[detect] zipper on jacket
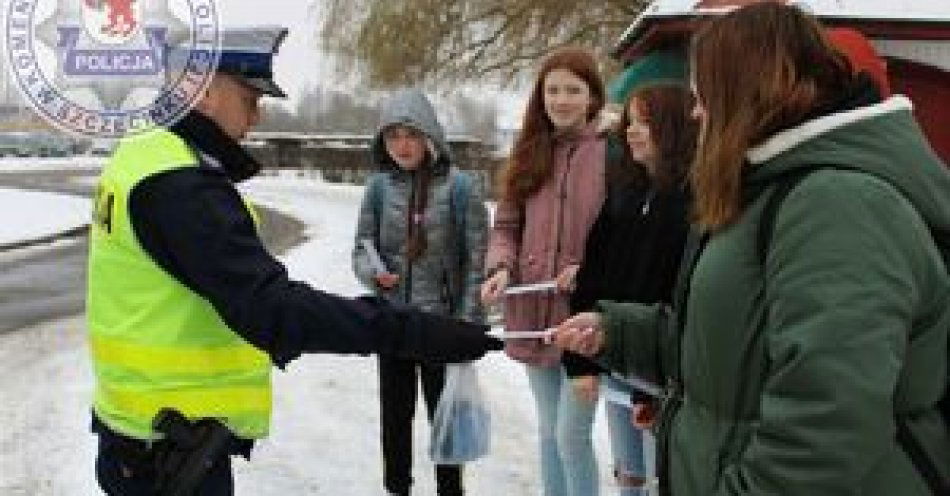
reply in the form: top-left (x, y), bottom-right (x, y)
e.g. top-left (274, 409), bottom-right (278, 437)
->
top-left (545, 144), bottom-right (578, 325)
top-left (441, 269), bottom-right (453, 313)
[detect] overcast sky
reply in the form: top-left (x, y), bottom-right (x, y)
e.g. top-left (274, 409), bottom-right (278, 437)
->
top-left (219, 0), bottom-right (328, 105)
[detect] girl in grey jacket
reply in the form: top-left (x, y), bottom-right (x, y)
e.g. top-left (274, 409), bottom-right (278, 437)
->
top-left (352, 89), bottom-right (488, 496)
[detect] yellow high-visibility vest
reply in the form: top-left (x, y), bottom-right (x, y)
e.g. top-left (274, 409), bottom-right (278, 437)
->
top-left (87, 128), bottom-right (271, 441)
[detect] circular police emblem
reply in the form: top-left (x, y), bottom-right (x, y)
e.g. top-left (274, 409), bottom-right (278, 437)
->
top-left (5, 0), bottom-right (220, 138)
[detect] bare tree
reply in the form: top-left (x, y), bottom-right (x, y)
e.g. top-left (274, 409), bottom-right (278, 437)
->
top-left (317, 0), bottom-right (649, 88)
top-left (257, 85), bottom-right (382, 133)
top-left (257, 103), bottom-right (301, 131)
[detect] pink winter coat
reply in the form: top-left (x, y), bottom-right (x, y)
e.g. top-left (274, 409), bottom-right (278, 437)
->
top-left (485, 123), bottom-right (606, 366)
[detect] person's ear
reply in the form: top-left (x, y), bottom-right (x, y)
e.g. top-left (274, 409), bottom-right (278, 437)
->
top-left (195, 76), bottom-right (223, 114)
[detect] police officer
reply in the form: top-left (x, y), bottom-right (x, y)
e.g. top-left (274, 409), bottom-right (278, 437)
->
top-left (87, 26), bottom-right (500, 495)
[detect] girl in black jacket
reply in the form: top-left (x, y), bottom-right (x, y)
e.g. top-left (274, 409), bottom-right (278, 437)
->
top-left (565, 83), bottom-right (696, 494)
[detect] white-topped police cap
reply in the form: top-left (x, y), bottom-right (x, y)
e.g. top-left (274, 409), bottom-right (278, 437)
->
top-left (216, 26), bottom-right (289, 98)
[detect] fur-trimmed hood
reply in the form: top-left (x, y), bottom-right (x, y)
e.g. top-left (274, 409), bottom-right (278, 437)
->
top-left (746, 95), bottom-right (950, 247)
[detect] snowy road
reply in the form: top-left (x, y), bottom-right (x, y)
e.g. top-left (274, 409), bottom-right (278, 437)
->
top-left (0, 239), bottom-right (87, 334)
top-left (0, 173), bottom-right (617, 495)
top-left (0, 173), bottom-right (92, 334)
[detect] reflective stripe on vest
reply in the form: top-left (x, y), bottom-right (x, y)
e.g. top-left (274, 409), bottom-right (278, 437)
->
top-left (88, 128), bottom-right (272, 441)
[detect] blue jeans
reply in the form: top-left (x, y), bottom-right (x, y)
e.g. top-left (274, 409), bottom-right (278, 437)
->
top-left (526, 365), bottom-right (599, 496)
top-left (604, 375), bottom-right (649, 496)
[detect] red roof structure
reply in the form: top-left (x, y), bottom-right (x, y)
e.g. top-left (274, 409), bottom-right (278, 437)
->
top-left (613, 0), bottom-right (950, 164)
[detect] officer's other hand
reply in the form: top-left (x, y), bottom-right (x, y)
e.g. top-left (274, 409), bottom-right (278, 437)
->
top-left (374, 272), bottom-right (400, 290)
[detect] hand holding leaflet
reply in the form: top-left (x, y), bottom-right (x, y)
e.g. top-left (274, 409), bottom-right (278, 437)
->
top-left (360, 238), bottom-right (388, 275)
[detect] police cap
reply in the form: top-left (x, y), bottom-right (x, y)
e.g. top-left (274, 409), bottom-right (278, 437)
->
top-left (216, 26), bottom-right (289, 98)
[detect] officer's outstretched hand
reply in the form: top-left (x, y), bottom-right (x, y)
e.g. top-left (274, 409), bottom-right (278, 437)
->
top-left (358, 296), bottom-right (502, 362)
top-left (407, 310), bottom-right (503, 363)
top-left (379, 305), bottom-right (502, 363)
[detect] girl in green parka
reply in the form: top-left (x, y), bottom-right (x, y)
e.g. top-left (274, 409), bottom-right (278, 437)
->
top-left (552, 3), bottom-right (950, 495)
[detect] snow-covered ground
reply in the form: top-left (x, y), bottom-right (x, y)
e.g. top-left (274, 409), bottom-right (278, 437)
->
top-left (0, 170), bottom-right (640, 495)
top-left (0, 157), bottom-right (105, 173)
top-left (237, 174), bottom-right (619, 494)
top-left (0, 188), bottom-right (90, 246)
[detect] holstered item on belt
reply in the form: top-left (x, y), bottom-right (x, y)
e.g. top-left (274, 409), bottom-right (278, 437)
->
top-left (151, 408), bottom-right (234, 496)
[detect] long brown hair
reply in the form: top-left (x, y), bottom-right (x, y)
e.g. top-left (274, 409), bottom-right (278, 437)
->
top-left (618, 84), bottom-right (697, 192)
top-left (690, 2), bottom-right (855, 229)
top-left (501, 47), bottom-right (605, 202)
top-left (405, 159), bottom-right (432, 262)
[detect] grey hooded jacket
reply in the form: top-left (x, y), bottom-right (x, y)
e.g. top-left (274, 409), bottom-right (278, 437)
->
top-left (352, 89), bottom-right (488, 322)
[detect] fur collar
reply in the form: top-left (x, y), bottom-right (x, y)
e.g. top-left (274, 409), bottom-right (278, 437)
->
top-left (747, 95), bottom-right (914, 164)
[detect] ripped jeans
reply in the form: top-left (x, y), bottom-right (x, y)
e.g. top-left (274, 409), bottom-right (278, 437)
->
top-left (604, 375), bottom-right (653, 496)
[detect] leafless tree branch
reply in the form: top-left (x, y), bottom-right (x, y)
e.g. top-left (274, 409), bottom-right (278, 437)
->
top-left (318, 0), bottom-right (647, 88)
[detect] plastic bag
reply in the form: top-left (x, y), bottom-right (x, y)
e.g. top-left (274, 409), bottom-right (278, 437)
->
top-left (429, 363), bottom-right (491, 464)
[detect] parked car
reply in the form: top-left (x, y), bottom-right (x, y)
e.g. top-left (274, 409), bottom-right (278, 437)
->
top-left (0, 132), bottom-right (27, 157)
top-left (0, 131), bottom-right (76, 157)
top-left (87, 139), bottom-right (116, 157)
top-left (35, 132), bottom-right (74, 157)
